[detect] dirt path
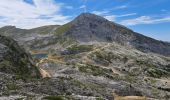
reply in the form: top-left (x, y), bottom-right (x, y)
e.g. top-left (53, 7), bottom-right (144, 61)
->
top-left (113, 93), bottom-right (157, 100)
top-left (36, 58), bottom-right (52, 78)
top-left (36, 55), bottom-right (67, 78)
top-left (39, 68), bottom-right (51, 78)
top-left (48, 55), bottom-right (66, 64)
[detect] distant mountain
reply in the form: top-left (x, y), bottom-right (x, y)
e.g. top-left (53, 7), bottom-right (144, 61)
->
top-left (0, 25), bottom-right (60, 50)
top-left (1, 13), bottom-right (169, 56)
top-left (0, 25), bottom-right (60, 37)
top-left (58, 13), bottom-right (170, 56)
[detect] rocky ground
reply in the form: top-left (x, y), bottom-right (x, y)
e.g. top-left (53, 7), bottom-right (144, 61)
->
top-left (33, 42), bottom-right (170, 100)
top-left (0, 13), bottom-right (170, 100)
top-left (2, 41), bottom-right (170, 100)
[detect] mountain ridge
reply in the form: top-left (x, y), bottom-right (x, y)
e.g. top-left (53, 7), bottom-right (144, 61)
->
top-left (62, 13), bottom-right (170, 56)
top-left (0, 13), bottom-right (170, 56)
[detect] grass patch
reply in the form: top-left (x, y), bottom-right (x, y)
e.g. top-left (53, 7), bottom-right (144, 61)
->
top-left (136, 60), bottom-right (153, 67)
top-left (0, 61), bottom-right (13, 72)
top-left (58, 37), bottom-right (77, 47)
top-left (92, 51), bottom-right (122, 66)
top-left (76, 63), bottom-right (114, 79)
top-left (96, 97), bottom-right (104, 100)
top-left (15, 98), bottom-right (24, 100)
top-left (63, 44), bottom-right (93, 55)
top-left (43, 95), bottom-right (76, 100)
top-left (147, 68), bottom-right (168, 78)
top-left (6, 83), bottom-right (18, 90)
top-left (94, 51), bottom-right (114, 63)
top-left (55, 23), bottom-right (72, 35)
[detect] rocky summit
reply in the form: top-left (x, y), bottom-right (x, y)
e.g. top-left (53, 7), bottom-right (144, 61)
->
top-left (0, 13), bottom-right (170, 100)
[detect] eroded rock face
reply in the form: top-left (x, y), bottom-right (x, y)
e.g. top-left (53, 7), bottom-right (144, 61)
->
top-left (0, 35), bottom-right (40, 78)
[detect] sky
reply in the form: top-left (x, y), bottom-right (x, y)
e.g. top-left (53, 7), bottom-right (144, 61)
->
top-left (0, 0), bottom-right (170, 41)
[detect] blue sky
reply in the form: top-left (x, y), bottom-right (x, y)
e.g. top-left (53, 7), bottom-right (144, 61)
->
top-left (0, 0), bottom-right (170, 41)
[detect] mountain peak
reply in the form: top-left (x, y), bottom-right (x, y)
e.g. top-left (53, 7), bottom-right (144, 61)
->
top-left (73, 13), bottom-right (108, 23)
top-left (72, 13), bottom-right (129, 31)
top-left (78, 13), bottom-right (99, 17)
top-left (78, 13), bottom-right (101, 18)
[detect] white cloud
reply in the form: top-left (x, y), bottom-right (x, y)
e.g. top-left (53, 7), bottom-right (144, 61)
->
top-left (80, 4), bottom-right (87, 12)
top-left (92, 10), bottom-right (136, 21)
top-left (161, 9), bottom-right (167, 12)
top-left (92, 11), bottom-right (109, 15)
top-left (104, 13), bottom-right (136, 21)
top-left (114, 5), bottom-right (128, 10)
top-left (0, 0), bottom-right (71, 29)
top-left (65, 6), bottom-right (73, 9)
top-left (117, 13), bottom-right (137, 17)
top-left (104, 15), bottom-right (116, 21)
top-left (80, 5), bottom-right (86, 9)
top-left (120, 16), bottom-right (170, 26)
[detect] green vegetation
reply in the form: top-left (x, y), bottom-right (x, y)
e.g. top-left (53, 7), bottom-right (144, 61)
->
top-left (135, 60), bottom-right (170, 78)
top-left (0, 58), bottom-right (40, 79)
top-left (31, 25), bottom-right (59, 35)
top-left (164, 64), bottom-right (170, 72)
top-left (150, 79), bottom-right (157, 84)
top-left (76, 63), bottom-right (114, 79)
top-left (94, 51), bottom-right (114, 63)
top-left (123, 75), bottom-right (136, 83)
top-left (0, 36), bottom-right (41, 79)
top-left (92, 51), bottom-right (121, 66)
top-left (15, 98), bottom-right (24, 100)
top-left (6, 83), bottom-right (18, 90)
top-left (96, 97), bottom-right (104, 100)
top-left (66, 44), bottom-right (93, 54)
top-left (0, 59), bottom-right (31, 78)
top-left (119, 27), bottom-right (130, 34)
top-left (55, 23), bottom-right (72, 35)
top-left (165, 95), bottom-right (170, 100)
top-left (43, 95), bottom-right (75, 100)
top-left (58, 37), bottom-right (77, 47)
top-left (151, 88), bottom-right (159, 96)
top-left (136, 60), bottom-right (153, 67)
top-left (43, 96), bottom-right (64, 100)
top-left (0, 61), bottom-right (12, 72)
top-left (58, 76), bottom-right (86, 89)
top-left (147, 68), bottom-right (168, 78)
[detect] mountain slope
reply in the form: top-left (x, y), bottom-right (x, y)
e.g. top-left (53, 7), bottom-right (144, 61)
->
top-left (0, 13), bottom-right (170, 56)
top-left (36, 42), bottom-right (170, 99)
top-left (58, 13), bottom-right (170, 56)
top-left (0, 13), bottom-right (170, 100)
top-left (0, 25), bottom-right (60, 50)
top-left (0, 35), bottom-right (40, 78)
